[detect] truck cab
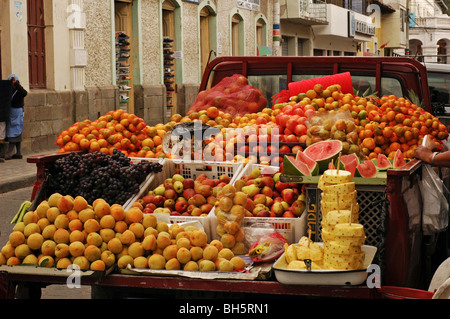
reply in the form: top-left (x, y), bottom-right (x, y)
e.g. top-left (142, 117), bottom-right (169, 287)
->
top-left (200, 56), bottom-right (432, 112)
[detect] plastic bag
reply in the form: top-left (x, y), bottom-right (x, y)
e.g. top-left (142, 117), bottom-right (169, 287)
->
top-left (418, 164), bottom-right (449, 235)
top-left (188, 74), bottom-right (267, 116)
top-left (248, 231), bottom-right (287, 263)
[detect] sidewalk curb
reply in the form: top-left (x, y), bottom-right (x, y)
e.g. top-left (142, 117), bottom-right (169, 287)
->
top-left (0, 174), bottom-right (36, 194)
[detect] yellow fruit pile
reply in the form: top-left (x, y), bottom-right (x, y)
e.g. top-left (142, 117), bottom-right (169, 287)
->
top-left (0, 193), bottom-right (246, 272)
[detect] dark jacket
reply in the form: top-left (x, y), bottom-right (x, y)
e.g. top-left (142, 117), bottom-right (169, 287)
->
top-left (0, 80), bottom-right (12, 122)
top-left (11, 81), bottom-right (27, 108)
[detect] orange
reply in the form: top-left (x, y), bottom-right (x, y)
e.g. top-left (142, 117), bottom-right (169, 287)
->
top-left (375, 135), bottom-right (385, 146)
top-left (153, 135), bottom-right (162, 146)
top-left (395, 113), bottom-right (405, 123)
top-left (389, 142), bottom-right (401, 152)
top-left (368, 152), bottom-right (378, 160)
top-left (404, 130), bottom-right (413, 141)
top-left (386, 111), bottom-right (396, 122)
top-left (98, 139), bottom-right (108, 148)
top-left (89, 141), bottom-right (100, 152)
top-left (306, 89), bottom-right (317, 99)
top-left (382, 127), bottom-right (393, 138)
top-left (362, 138), bottom-right (376, 150)
top-left (401, 143), bottom-right (410, 153)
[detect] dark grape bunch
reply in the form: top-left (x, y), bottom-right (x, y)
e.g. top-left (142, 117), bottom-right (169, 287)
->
top-left (48, 149), bottom-right (163, 205)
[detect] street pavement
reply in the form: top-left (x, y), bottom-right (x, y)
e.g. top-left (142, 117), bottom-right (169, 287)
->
top-left (0, 149), bottom-right (91, 299)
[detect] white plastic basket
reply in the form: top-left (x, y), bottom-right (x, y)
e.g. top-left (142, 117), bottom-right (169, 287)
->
top-left (169, 159), bottom-right (244, 184)
top-left (123, 159), bottom-right (244, 240)
top-left (232, 162), bottom-right (280, 182)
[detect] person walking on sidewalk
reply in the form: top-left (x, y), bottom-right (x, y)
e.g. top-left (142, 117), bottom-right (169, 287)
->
top-left (0, 79), bottom-right (12, 163)
top-left (5, 74), bottom-right (27, 160)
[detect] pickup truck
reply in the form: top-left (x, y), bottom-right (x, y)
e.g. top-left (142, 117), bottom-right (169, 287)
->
top-left (200, 56), bottom-right (447, 289)
top-left (1, 56), bottom-right (447, 299)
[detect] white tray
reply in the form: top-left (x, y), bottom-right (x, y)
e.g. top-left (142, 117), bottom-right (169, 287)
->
top-left (272, 244), bottom-right (377, 286)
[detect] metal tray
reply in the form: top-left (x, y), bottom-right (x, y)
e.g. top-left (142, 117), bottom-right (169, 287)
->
top-left (272, 244), bottom-right (377, 286)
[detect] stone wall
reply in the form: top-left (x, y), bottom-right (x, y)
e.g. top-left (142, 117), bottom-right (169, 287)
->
top-left (21, 85), bottom-right (117, 155)
top-left (23, 90), bottom-right (74, 154)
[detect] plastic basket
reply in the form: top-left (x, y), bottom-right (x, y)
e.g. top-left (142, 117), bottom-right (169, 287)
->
top-left (379, 286), bottom-right (434, 299)
top-left (170, 159), bottom-right (244, 184)
top-left (232, 162), bottom-right (280, 182)
top-left (123, 159), bottom-right (244, 240)
top-left (210, 213), bottom-right (306, 244)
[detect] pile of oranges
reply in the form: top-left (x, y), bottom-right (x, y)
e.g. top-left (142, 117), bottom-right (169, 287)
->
top-left (357, 95), bottom-right (448, 159)
top-left (56, 109), bottom-right (169, 159)
top-left (285, 83), bottom-right (448, 160)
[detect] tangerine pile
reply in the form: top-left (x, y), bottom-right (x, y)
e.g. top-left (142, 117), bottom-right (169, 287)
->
top-left (288, 85), bottom-right (448, 160)
top-left (357, 95), bottom-right (448, 159)
top-left (56, 109), bottom-right (169, 159)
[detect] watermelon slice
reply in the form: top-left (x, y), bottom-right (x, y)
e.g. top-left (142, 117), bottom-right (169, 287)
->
top-left (375, 153), bottom-right (392, 170)
top-left (303, 140), bottom-right (343, 173)
top-left (336, 153), bottom-right (360, 177)
top-left (295, 150), bottom-right (319, 175)
top-left (393, 149), bottom-right (406, 168)
top-left (283, 155), bottom-right (312, 176)
top-left (355, 160), bottom-right (377, 178)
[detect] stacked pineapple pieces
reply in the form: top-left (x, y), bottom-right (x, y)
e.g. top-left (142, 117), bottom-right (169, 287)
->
top-left (318, 169), bottom-right (366, 270)
top-left (284, 234), bottom-right (324, 270)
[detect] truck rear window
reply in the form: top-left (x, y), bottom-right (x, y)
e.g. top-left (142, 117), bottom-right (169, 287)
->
top-left (247, 73), bottom-right (404, 105)
top-left (427, 71), bottom-right (450, 105)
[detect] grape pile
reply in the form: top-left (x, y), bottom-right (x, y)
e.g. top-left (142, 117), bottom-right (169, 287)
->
top-left (47, 150), bottom-right (163, 205)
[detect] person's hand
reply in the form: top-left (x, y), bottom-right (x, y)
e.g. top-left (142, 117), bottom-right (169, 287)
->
top-left (414, 145), bottom-right (433, 164)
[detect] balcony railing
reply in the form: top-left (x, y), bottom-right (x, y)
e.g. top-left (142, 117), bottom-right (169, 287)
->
top-left (282, 0), bottom-right (328, 25)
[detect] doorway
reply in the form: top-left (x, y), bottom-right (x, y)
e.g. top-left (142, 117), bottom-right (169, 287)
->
top-left (115, 0), bottom-right (134, 113)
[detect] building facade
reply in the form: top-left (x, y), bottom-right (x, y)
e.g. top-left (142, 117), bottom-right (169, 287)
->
top-left (0, 0), bottom-right (274, 154)
top-left (1, 0), bottom-right (411, 155)
top-left (408, 0), bottom-right (449, 63)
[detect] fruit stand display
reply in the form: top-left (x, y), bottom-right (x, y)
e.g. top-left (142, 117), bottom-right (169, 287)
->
top-left (1, 56), bottom-right (449, 299)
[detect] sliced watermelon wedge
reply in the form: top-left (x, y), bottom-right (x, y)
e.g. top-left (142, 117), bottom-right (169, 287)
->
top-left (295, 150), bottom-right (319, 175)
top-left (355, 159), bottom-right (377, 178)
top-left (375, 153), bottom-right (392, 170)
top-left (393, 149), bottom-right (406, 168)
top-left (303, 140), bottom-right (343, 173)
top-left (283, 155), bottom-right (312, 176)
top-left (336, 153), bottom-right (360, 177)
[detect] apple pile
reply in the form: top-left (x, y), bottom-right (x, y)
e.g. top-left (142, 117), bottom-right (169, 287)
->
top-left (235, 167), bottom-right (306, 218)
top-left (135, 173), bottom-right (232, 217)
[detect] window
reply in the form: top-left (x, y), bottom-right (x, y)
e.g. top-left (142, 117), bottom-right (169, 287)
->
top-left (428, 71), bottom-right (450, 105)
top-left (231, 14), bottom-right (243, 56)
top-left (200, 6), bottom-right (216, 75)
top-left (256, 18), bottom-right (266, 47)
top-left (248, 74), bottom-right (287, 105)
top-left (27, 0), bottom-right (46, 89)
